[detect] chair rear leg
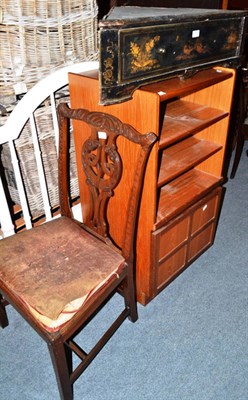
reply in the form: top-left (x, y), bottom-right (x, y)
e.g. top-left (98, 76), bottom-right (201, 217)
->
top-left (0, 293), bottom-right (9, 328)
top-left (123, 274), bottom-right (138, 323)
top-left (48, 339), bottom-right (73, 400)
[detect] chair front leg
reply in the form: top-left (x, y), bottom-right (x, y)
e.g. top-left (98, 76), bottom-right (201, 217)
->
top-left (0, 293), bottom-right (9, 328)
top-left (48, 338), bottom-right (73, 400)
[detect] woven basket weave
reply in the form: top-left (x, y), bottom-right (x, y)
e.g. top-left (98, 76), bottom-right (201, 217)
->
top-left (0, 0), bottom-right (98, 105)
top-left (0, 0), bottom-right (98, 216)
top-left (1, 91), bottom-right (79, 216)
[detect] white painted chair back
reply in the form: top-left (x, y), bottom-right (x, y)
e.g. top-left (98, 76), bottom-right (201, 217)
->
top-left (0, 61), bottom-right (99, 238)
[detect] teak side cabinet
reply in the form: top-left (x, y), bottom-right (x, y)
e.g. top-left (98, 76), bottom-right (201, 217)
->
top-left (69, 67), bottom-right (235, 305)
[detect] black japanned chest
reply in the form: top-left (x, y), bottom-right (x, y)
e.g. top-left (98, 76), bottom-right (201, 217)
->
top-left (99, 7), bottom-right (248, 104)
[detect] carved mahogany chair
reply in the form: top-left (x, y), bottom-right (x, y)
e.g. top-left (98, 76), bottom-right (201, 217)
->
top-left (0, 104), bottom-right (156, 399)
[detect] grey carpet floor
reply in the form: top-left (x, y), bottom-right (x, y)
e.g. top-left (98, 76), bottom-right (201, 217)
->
top-left (1, 142), bottom-right (247, 400)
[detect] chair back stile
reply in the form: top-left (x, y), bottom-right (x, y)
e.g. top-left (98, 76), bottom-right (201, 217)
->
top-left (57, 105), bottom-right (72, 220)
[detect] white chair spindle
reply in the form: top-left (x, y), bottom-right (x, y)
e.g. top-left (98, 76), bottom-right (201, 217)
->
top-left (50, 92), bottom-right (59, 154)
top-left (29, 112), bottom-right (52, 222)
top-left (8, 141), bottom-right (32, 230)
top-left (0, 175), bottom-right (15, 238)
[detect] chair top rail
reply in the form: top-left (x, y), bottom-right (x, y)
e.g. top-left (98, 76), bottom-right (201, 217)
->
top-left (0, 61), bottom-right (99, 145)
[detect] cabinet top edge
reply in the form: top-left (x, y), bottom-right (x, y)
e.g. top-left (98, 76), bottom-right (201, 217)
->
top-left (139, 68), bottom-right (234, 101)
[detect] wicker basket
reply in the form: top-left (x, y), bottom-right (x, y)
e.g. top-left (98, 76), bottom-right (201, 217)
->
top-left (0, 91), bottom-right (79, 216)
top-left (0, 0), bottom-right (98, 105)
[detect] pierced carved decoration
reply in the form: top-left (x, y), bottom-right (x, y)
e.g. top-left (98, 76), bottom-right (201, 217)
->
top-left (82, 128), bottom-right (121, 237)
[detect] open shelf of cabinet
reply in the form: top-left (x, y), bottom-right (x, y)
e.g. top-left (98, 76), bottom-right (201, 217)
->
top-left (69, 66), bottom-right (235, 305)
top-left (158, 136), bottom-right (222, 185)
top-left (160, 99), bottom-right (228, 147)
